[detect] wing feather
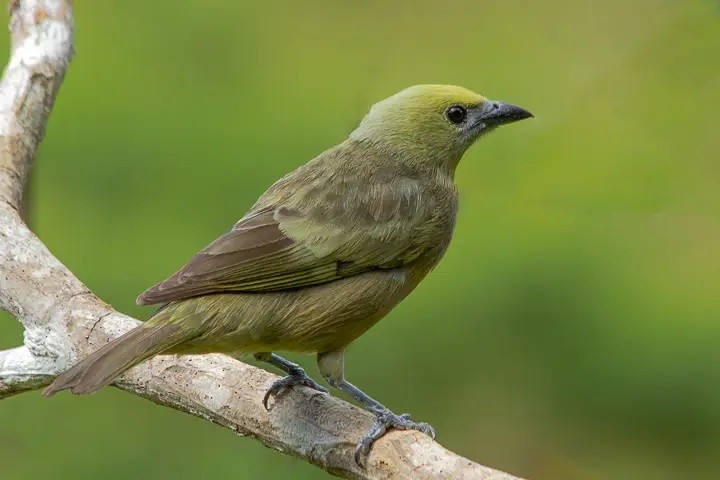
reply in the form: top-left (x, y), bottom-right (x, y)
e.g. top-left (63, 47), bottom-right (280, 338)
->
top-left (137, 154), bottom-right (431, 306)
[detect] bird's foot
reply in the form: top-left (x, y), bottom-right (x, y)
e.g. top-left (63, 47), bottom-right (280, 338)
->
top-left (262, 370), bottom-right (328, 409)
top-left (354, 409), bottom-right (436, 466)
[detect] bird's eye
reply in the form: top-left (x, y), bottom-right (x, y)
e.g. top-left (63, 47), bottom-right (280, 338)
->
top-left (445, 105), bottom-right (467, 125)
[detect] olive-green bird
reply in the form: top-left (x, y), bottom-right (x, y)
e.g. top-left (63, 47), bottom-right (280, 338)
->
top-left (43, 84), bottom-right (532, 462)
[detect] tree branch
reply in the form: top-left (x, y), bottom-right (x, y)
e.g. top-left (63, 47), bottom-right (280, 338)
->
top-left (0, 2), bottom-right (523, 479)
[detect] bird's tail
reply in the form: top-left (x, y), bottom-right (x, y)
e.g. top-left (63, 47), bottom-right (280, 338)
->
top-left (43, 317), bottom-right (196, 397)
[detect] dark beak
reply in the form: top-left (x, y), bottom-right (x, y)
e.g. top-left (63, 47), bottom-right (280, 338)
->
top-left (477, 100), bottom-right (533, 127)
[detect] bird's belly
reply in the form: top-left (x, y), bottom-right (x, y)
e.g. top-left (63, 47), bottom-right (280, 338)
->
top-left (172, 267), bottom-right (414, 355)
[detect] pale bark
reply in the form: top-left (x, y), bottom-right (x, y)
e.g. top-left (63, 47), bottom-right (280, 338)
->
top-left (0, 2), bottom-right (523, 479)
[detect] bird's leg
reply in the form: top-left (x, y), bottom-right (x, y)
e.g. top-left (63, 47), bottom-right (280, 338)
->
top-left (254, 352), bottom-right (328, 409)
top-left (317, 349), bottom-right (436, 466)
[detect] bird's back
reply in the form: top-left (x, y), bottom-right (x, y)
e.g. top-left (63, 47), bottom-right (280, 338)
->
top-left (251, 138), bottom-right (460, 273)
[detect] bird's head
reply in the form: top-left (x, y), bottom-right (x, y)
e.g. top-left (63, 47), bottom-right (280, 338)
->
top-left (350, 84), bottom-right (532, 171)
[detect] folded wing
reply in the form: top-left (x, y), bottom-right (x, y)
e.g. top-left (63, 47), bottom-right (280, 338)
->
top-left (137, 173), bottom-right (426, 306)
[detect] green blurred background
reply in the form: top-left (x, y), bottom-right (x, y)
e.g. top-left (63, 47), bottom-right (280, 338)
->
top-left (1, 0), bottom-right (719, 479)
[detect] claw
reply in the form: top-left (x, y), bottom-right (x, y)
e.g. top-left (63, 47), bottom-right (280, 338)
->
top-left (262, 373), bottom-right (328, 409)
top-left (354, 410), bottom-right (435, 466)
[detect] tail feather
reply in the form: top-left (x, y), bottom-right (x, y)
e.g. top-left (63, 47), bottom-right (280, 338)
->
top-left (43, 321), bottom-right (194, 397)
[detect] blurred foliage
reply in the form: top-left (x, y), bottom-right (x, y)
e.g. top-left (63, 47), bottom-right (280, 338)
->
top-left (1, 0), bottom-right (719, 479)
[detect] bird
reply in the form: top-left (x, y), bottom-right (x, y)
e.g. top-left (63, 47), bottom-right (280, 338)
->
top-left (43, 84), bottom-right (533, 464)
